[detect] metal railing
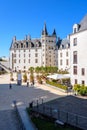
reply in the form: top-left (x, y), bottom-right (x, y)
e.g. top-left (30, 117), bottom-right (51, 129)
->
top-left (30, 98), bottom-right (87, 130)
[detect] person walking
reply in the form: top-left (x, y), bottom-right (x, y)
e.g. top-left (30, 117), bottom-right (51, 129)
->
top-left (9, 83), bottom-right (12, 89)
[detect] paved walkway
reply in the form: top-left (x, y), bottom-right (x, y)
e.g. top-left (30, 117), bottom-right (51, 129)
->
top-left (0, 109), bottom-right (22, 130)
top-left (0, 73), bottom-right (65, 130)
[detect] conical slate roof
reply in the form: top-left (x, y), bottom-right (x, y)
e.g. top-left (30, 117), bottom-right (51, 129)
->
top-left (42, 23), bottom-right (48, 35)
top-left (52, 29), bottom-right (56, 36)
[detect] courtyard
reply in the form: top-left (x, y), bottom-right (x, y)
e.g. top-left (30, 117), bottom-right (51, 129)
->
top-left (0, 73), bottom-right (63, 130)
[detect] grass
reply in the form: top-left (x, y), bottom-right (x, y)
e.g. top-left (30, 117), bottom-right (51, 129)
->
top-left (26, 108), bottom-right (77, 130)
top-left (31, 116), bottom-right (76, 130)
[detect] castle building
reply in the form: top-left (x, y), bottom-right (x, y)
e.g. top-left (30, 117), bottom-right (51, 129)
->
top-left (10, 23), bottom-right (58, 71)
top-left (70, 14), bottom-right (87, 85)
top-left (10, 14), bottom-right (87, 86)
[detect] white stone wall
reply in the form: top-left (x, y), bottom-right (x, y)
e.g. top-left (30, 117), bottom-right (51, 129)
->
top-left (70, 30), bottom-right (87, 85)
top-left (10, 48), bottom-right (42, 71)
top-left (58, 48), bottom-right (70, 72)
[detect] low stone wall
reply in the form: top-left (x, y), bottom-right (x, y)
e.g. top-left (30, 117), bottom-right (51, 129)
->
top-left (15, 105), bottom-right (36, 130)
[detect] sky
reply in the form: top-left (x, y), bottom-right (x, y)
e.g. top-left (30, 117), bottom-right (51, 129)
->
top-left (0, 0), bottom-right (87, 57)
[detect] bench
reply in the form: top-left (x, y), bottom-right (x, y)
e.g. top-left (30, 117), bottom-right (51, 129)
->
top-left (55, 119), bottom-right (64, 126)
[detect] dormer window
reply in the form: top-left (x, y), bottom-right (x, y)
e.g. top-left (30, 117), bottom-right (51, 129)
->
top-left (74, 28), bottom-right (76, 33)
top-left (73, 24), bottom-right (80, 33)
top-left (66, 43), bottom-right (69, 48)
top-left (21, 43), bottom-right (23, 48)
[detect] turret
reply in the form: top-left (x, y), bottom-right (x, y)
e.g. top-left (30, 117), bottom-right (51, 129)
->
top-left (12, 36), bottom-right (16, 43)
top-left (42, 23), bottom-right (48, 36)
top-left (52, 29), bottom-right (56, 36)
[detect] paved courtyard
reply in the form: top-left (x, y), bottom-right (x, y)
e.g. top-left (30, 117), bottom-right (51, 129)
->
top-left (0, 73), bottom-right (64, 130)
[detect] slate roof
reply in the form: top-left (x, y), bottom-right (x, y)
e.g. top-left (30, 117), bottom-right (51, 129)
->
top-left (79, 14), bottom-right (87, 31)
top-left (58, 38), bottom-right (70, 49)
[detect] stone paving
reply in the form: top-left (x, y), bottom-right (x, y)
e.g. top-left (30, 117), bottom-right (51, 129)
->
top-left (0, 109), bottom-right (22, 130)
top-left (1, 73), bottom-right (87, 130)
top-left (0, 73), bottom-right (63, 130)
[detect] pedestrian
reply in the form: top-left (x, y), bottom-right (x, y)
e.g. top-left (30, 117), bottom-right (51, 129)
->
top-left (33, 81), bottom-right (34, 86)
top-left (27, 81), bottom-right (29, 87)
top-left (9, 83), bottom-right (12, 89)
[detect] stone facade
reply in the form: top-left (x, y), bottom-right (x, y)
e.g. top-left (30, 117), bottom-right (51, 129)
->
top-left (10, 23), bottom-right (58, 71)
top-left (70, 14), bottom-right (87, 85)
top-left (58, 37), bottom-right (70, 72)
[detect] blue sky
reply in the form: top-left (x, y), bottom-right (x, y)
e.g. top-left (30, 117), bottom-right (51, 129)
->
top-left (0, 0), bottom-right (87, 57)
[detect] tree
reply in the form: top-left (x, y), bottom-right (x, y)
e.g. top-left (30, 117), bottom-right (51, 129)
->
top-left (29, 67), bottom-right (34, 74)
top-left (30, 74), bottom-right (34, 83)
top-left (23, 73), bottom-right (27, 82)
top-left (35, 66), bottom-right (41, 75)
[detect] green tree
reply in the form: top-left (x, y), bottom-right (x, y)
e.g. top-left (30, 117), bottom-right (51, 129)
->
top-left (30, 74), bottom-right (34, 83)
top-left (23, 73), bottom-right (27, 82)
top-left (29, 67), bottom-right (34, 74)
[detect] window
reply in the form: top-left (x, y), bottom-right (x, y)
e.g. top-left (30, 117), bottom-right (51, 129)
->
top-left (60, 59), bottom-right (62, 65)
top-left (19, 60), bottom-right (20, 63)
top-left (81, 68), bottom-right (85, 76)
top-left (24, 66), bottom-right (26, 69)
top-left (29, 59), bottom-right (30, 63)
top-left (60, 52), bottom-right (62, 57)
top-left (66, 59), bottom-right (69, 65)
top-left (35, 49), bottom-right (37, 52)
top-left (75, 79), bottom-right (77, 84)
top-left (24, 59), bottom-right (26, 63)
top-left (19, 54), bottom-right (20, 57)
top-left (35, 53), bottom-right (38, 57)
top-left (66, 51), bottom-right (68, 57)
top-left (29, 54), bottom-right (30, 57)
top-left (73, 51), bottom-right (77, 64)
top-left (74, 28), bottom-right (76, 33)
top-left (24, 54), bottom-right (25, 57)
top-left (82, 80), bottom-right (85, 85)
top-left (73, 38), bottom-right (77, 46)
top-left (14, 54), bottom-right (16, 57)
top-left (35, 59), bottom-right (38, 63)
top-left (17, 44), bottom-right (18, 48)
top-left (21, 43), bottom-right (23, 48)
top-left (14, 59), bottom-right (16, 63)
top-left (26, 42), bottom-right (28, 48)
top-left (73, 66), bottom-right (77, 75)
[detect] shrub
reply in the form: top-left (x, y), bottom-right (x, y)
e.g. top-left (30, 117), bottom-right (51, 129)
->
top-left (30, 74), bottom-right (34, 83)
top-left (73, 84), bottom-right (87, 96)
top-left (36, 75), bottom-right (42, 84)
top-left (23, 73), bottom-right (27, 82)
top-left (46, 80), bottom-right (67, 90)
